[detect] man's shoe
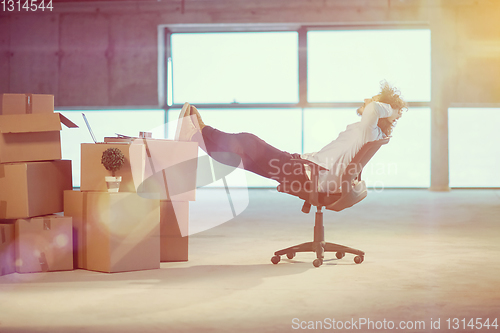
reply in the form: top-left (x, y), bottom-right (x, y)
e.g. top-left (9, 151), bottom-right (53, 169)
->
top-left (174, 102), bottom-right (201, 141)
top-left (190, 105), bottom-right (206, 130)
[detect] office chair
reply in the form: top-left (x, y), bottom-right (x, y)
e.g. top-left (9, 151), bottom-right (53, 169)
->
top-left (271, 138), bottom-right (390, 267)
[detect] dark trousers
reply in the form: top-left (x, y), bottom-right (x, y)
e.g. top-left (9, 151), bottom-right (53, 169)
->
top-left (196, 126), bottom-right (308, 187)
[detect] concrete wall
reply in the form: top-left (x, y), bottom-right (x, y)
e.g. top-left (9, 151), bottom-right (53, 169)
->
top-left (0, 10), bottom-right (159, 106)
top-left (428, 1), bottom-right (500, 190)
top-left (1, 0), bottom-right (499, 107)
top-left (1, 0), bottom-right (499, 190)
top-left (454, 3), bottom-right (500, 104)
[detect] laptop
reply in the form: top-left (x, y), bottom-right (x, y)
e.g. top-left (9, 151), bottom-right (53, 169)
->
top-left (82, 113), bottom-right (133, 143)
top-left (82, 113), bottom-right (98, 143)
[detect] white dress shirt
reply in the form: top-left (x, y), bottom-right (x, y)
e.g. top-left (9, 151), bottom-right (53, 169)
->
top-left (301, 101), bottom-right (394, 193)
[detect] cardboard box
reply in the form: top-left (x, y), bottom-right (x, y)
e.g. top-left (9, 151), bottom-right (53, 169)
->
top-left (0, 223), bottom-right (15, 276)
top-left (80, 142), bottom-right (145, 193)
top-left (15, 215), bottom-right (73, 273)
top-left (81, 139), bottom-right (197, 201)
top-left (0, 93), bottom-right (54, 115)
top-left (0, 113), bottom-right (78, 163)
top-left (160, 200), bottom-right (189, 262)
top-left (0, 160), bottom-right (73, 219)
top-left (64, 191), bottom-right (160, 273)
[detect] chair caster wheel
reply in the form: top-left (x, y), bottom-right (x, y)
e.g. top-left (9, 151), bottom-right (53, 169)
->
top-left (271, 255), bottom-right (281, 264)
top-left (286, 252), bottom-right (295, 260)
top-left (313, 258), bottom-right (323, 267)
top-left (354, 255), bottom-right (364, 264)
top-left (336, 251), bottom-right (345, 259)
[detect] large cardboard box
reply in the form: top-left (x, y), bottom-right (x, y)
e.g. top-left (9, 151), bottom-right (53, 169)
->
top-left (0, 223), bottom-right (15, 276)
top-left (15, 215), bottom-right (73, 273)
top-left (81, 139), bottom-right (197, 201)
top-left (64, 191), bottom-right (160, 273)
top-left (0, 160), bottom-right (73, 219)
top-left (0, 112), bottom-right (78, 163)
top-left (0, 93), bottom-right (54, 115)
top-left (160, 200), bottom-right (189, 262)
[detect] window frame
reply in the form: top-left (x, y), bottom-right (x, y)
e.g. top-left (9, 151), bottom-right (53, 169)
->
top-left (160, 24), bottom-right (433, 188)
top-left (162, 24), bottom-right (431, 111)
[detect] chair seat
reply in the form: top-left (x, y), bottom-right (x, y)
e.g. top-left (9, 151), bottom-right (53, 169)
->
top-left (317, 191), bottom-right (342, 206)
top-left (277, 183), bottom-right (342, 207)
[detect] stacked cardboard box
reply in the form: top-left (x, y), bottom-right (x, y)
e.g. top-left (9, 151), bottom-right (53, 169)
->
top-left (0, 93), bottom-right (76, 275)
top-left (64, 137), bottom-right (197, 273)
top-left (64, 191), bottom-right (162, 273)
top-left (0, 223), bottom-right (15, 276)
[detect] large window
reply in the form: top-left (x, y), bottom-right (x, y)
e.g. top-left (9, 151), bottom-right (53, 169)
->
top-left (307, 29), bottom-right (431, 103)
top-left (449, 107), bottom-right (500, 187)
top-left (166, 27), bottom-right (431, 188)
top-left (170, 32), bottom-right (298, 105)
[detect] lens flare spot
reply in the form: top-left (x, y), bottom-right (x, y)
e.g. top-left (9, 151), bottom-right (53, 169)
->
top-left (15, 258), bottom-right (23, 267)
top-left (54, 234), bottom-right (69, 248)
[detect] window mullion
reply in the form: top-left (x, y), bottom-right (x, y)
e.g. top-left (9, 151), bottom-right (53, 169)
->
top-left (298, 27), bottom-right (307, 108)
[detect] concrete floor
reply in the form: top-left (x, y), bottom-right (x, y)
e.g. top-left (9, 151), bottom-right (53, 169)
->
top-left (1, 189), bottom-right (499, 333)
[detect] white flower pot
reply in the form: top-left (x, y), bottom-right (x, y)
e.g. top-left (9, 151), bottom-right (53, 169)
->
top-left (105, 176), bottom-right (122, 193)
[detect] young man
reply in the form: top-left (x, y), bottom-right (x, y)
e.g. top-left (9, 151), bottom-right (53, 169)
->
top-left (175, 81), bottom-right (407, 193)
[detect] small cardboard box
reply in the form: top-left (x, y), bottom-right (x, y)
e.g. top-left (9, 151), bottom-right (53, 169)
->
top-left (15, 215), bottom-right (73, 273)
top-left (0, 160), bottom-right (73, 219)
top-left (81, 139), bottom-right (197, 201)
top-left (80, 142), bottom-right (145, 193)
top-left (64, 191), bottom-right (160, 273)
top-left (0, 113), bottom-right (78, 163)
top-left (0, 223), bottom-right (15, 276)
top-left (160, 200), bottom-right (189, 262)
top-left (0, 93), bottom-right (54, 115)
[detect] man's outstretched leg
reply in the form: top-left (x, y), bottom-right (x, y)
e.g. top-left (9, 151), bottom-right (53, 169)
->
top-left (175, 103), bottom-right (306, 184)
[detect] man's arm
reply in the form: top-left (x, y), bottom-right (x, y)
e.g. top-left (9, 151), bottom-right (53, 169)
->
top-left (360, 101), bottom-right (393, 129)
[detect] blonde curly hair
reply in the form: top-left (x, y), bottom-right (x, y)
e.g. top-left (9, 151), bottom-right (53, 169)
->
top-left (358, 81), bottom-right (408, 136)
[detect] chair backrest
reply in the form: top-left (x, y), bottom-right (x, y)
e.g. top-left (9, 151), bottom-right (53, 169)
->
top-left (277, 138), bottom-right (390, 213)
top-left (324, 137), bottom-right (390, 212)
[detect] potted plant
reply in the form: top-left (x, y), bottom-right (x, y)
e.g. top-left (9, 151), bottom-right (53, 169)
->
top-left (101, 147), bottom-right (125, 192)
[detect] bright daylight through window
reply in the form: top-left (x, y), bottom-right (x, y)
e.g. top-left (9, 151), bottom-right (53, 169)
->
top-left (167, 29), bottom-right (431, 188)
